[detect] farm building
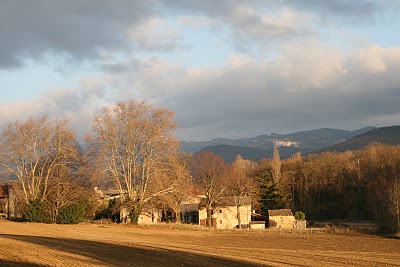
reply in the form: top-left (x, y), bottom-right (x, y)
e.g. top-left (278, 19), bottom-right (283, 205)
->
top-left (181, 196), bottom-right (252, 229)
top-left (0, 184), bottom-right (7, 218)
top-left (268, 209), bottom-right (302, 229)
top-left (181, 196), bottom-right (203, 224)
top-left (0, 182), bottom-right (17, 219)
top-left (249, 221), bottom-right (266, 229)
top-left (94, 187), bottom-right (162, 224)
top-left (119, 206), bottom-right (161, 225)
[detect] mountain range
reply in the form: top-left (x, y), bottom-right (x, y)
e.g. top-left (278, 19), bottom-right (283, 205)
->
top-left (179, 126), bottom-right (400, 162)
top-left (318, 125), bottom-right (400, 153)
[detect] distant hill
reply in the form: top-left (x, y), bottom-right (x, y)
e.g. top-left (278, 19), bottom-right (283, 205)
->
top-left (198, 144), bottom-right (316, 163)
top-left (198, 145), bottom-right (270, 163)
top-left (317, 126), bottom-right (400, 153)
top-left (181, 127), bottom-right (376, 154)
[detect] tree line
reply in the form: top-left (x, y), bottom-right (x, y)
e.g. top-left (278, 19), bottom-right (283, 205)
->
top-left (0, 100), bottom-right (399, 234)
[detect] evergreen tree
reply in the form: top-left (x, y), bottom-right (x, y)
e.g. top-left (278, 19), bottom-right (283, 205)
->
top-left (258, 170), bottom-right (286, 217)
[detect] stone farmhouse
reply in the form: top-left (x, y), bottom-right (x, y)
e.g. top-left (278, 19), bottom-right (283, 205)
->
top-left (181, 196), bottom-right (252, 229)
top-left (95, 187), bottom-right (161, 225)
top-left (268, 209), bottom-right (306, 229)
top-left (119, 205), bottom-right (161, 225)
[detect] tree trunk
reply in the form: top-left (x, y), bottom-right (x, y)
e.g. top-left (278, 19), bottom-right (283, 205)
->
top-left (130, 204), bottom-right (142, 225)
top-left (176, 208), bottom-right (181, 223)
top-left (206, 207), bottom-right (213, 227)
top-left (237, 204), bottom-right (241, 229)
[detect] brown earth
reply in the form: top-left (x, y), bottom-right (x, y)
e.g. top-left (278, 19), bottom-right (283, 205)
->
top-left (0, 219), bottom-right (399, 267)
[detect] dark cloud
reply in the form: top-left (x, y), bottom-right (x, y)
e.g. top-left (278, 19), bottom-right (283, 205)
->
top-left (167, 0), bottom-right (314, 47)
top-left (1, 0), bottom-right (397, 69)
top-left (280, 0), bottom-right (400, 24)
top-left (0, 0), bottom-right (161, 68)
top-left (283, 0), bottom-right (377, 16)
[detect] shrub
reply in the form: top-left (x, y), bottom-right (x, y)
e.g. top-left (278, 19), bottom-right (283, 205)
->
top-left (24, 199), bottom-right (51, 223)
top-left (295, 211), bottom-right (306, 221)
top-left (57, 201), bottom-right (88, 224)
top-left (94, 198), bottom-right (120, 222)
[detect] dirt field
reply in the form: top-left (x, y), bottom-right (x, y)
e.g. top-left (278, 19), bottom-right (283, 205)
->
top-left (0, 219), bottom-right (399, 267)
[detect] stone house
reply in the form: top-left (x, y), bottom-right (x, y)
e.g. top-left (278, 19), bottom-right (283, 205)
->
top-left (119, 206), bottom-right (161, 225)
top-left (181, 196), bottom-right (252, 229)
top-left (94, 187), bottom-right (161, 225)
top-left (268, 209), bottom-right (301, 229)
top-left (181, 196), bottom-right (203, 224)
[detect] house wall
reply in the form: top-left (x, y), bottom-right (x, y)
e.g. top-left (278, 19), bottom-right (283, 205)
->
top-left (249, 222), bottom-right (266, 229)
top-left (138, 210), bottom-right (160, 225)
top-left (181, 197), bottom-right (202, 224)
top-left (269, 215), bottom-right (297, 228)
top-left (0, 184), bottom-right (18, 219)
top-left (296, 220), bottom-right (307, 228)
top-left (199, 205), bottom-right (251, 229)
top-left (120, 207), bottom-right (160, 225)
top-left (0, 199), bottom-right (6, 218)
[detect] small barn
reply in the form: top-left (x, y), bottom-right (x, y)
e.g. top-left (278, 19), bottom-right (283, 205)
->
top-left (268, 209), bottom-right (297, 229)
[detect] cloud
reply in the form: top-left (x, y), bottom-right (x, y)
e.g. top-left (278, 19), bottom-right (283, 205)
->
top-left (0, 0), bottom-right (162, 68)
top-left (2, 0), bottom-right (398, 70)
top-left (271, 0), bottom-right (400, 25)
top-left (0, 83), bottom-right (110, 139)
top-left (108, 43), bottom-right (400, 140)
top-left (1, 1), bottom-right (400, 142)
top-left (127, 17), bottom-right (182, 51)
top-left (169, 1), bottom-right (315, 49)
top-left (2, 42), bottom-right (400, 141)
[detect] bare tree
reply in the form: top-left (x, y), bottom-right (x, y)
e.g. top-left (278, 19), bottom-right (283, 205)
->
top-left (45, 161), bottom-right (91, 223)
top-left (228, 155), bottom-right (256, 228)
top-left (0, 116), bottom-right (79, 205)
top-left (86, 100), bottom-right (179, 224)
top-left (157, 152), bottom-right (193, 223)
top-left (191, 151), bottom-right (228, 227)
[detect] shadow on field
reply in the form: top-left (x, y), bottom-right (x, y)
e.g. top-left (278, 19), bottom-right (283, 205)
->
top-left (0, 260), bottom-right (45, 267)
top-left (0, 234), bottom-right (267, 267)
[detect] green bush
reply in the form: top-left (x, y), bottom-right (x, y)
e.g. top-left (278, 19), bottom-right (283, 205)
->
top-left (24, 199), bottom-right (51, 223)
top-left (57, 202), bottom-right (88, 224)
top-left (94, 198), bottom-right (120, 222)
top-left (295, 211), bottom-right (306, 221)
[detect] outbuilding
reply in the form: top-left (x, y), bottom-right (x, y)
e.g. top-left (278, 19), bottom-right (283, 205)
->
top-left (268, 209), bottom-right (297, 229)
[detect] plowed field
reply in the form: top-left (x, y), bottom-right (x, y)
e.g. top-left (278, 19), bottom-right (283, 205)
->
top-left (0, 219), bottom-right (399, 267)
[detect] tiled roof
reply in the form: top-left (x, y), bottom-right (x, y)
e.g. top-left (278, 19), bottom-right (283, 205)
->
top-left (199, 196), bottom-right (251, 208)
top-left (268, 209), bottom-right (293, 216)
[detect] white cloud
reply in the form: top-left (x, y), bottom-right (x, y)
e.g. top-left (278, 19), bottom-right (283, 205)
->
top-left (127, 17), bottom-right (182, 51)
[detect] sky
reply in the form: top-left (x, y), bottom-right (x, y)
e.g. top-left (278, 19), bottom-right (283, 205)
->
top-left (1, 0), bottom-right (400, 141)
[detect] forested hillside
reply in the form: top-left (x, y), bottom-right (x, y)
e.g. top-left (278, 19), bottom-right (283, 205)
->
top-left (319, 126), bottom-right (400, 153)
